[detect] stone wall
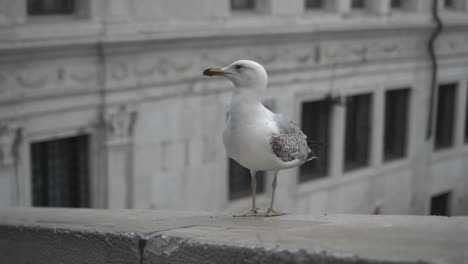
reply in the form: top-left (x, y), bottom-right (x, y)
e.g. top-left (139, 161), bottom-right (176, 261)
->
top-left (0, 0), bottom-right (468, 215)
top-left (0, 208), bottom-right (467, 264)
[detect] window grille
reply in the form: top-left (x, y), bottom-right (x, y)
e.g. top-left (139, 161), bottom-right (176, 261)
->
top-left (435, 83), bottom-right (457, 150)
top-left (384, 88), bottom-right (410, 161)
top-left (351, 0), bottom-right (365, 9)
top-left (344, 94), bottom-right (372, 171)
top-left (305, 0), bottom-right (324, 9)
top-left (28, 0), bottom-right (74, 15)
top-left (231, 0), bottom-right (255, 10)
top-left (31, 135), bottom-right (89, 207)
top-left (391, 0), bottom-right (403, 8)
top-left (299, 99), bottom-right (330, 182)
top-left (430, 191), bottom-right (451, 216)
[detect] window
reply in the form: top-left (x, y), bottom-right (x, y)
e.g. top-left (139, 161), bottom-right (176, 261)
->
top-left (391, 0), bottom-right (403, 9)
top-left (435, 83), bottom-right (457, 150)
top-left (28, 0), bottom-right (74, 15)
top-left (344, 94), bottom-right (372, 171)
top-left (231, 0), bottom-right (255, 11)
top-left (299, 99), bottom-right (331, 182)
top-left (31, 135), bottom-right (89, 207)
top-left (351, 0), bottom-right (366, 9)
top-left (384, 88), bottom-right (410, 161)
top-left (229, 159), bottom-right (265, 200)
top-left (444, 0), bottom-right (455, 9)
top-left (305, 0), bottom-right (324, 9)
top-left (430, 191), bottom-right (451, 216)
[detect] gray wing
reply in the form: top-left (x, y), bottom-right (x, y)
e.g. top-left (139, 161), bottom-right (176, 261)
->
top-left (270, 114), bottom-right (311, 163)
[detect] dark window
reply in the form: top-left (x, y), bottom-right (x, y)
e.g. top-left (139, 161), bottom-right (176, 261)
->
top-left (391, 0), bottom-right (402, 8)
top-left (305, 0), bottom-right (324, 9)
top-left (384, 88), bottom-right (410, 161)
top-left (231, 0), bottom-right (255, 10)
top-left (351, 0), bottom-right (365, 9)
top-left (444, 0), bottom-right (455, 9)
top-left (299, 99), bottom-right (330, 182)
top-left (435, 83), bottom-right (457, 150)
top-left (430, 191), bottom-right (451, 216)
top-left (28, 0), bottom-right (74, 15)
top-left (31, 135), bottom-right (89, 207)
top-left (229, 159), bottom-right (265, 200)
top-left (344, 94), bottom-right (372, 171)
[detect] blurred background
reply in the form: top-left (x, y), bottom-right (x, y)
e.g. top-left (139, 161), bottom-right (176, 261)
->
top-left (0, 0), bottom-right (467, 216)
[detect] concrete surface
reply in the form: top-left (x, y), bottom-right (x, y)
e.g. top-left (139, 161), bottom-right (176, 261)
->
top-left (0, 208), bottom-right (467, 264)
top-left (1, 0), bottom-right (468, 218)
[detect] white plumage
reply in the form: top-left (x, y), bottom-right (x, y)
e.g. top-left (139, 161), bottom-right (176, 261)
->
top-left (203, 60), bottom-right (315, 217)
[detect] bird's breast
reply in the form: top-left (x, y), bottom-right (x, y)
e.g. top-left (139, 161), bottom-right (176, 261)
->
top-left (222, 105), bottom-right (280, 170)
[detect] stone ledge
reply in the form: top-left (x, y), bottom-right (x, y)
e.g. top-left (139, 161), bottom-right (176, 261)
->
top-left (0, 208), bottom-right (467, 264)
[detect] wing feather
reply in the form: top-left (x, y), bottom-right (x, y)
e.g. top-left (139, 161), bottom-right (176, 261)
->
top-left (270, 114), bottom-right (311, 162)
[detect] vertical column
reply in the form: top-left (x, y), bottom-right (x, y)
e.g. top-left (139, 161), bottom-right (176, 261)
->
top-left (257, 0), bottom-right (303, 15)
top-left (325, 96), bottom-right (345, 212)
top-left (410, 76), bottom-right (432, 215)
top-left (0, 121), bottom-right (22, 207)
top-left (454, 79), bottom-right (468, 215)
top-left (371, 89), bottom-right (384, 168)
top-left (105, 105), bottom-right (138, 209)
top-left (99, 0), bottom-right (133, 23)
top-left (325, 0), bottom-right (351, 15)
top-left (0, 0), bottom-right (26, 26)
top-left (455, 80), bottom-right (467, 148)
top-left (368, 0), bottom-right (391, 16)
top-left (329, 99), bottom-right (345, 178)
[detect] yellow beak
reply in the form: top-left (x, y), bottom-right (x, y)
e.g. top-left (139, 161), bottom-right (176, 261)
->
top-left (203, 67), bottom-right (227, 77)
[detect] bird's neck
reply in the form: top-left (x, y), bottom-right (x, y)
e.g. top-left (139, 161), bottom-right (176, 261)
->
top-left (231, 87), bottom-right (263, 106)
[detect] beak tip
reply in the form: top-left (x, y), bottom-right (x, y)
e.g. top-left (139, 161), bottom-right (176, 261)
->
top-left (203, 67), bottom-right (226, 77)
top-left (202, 68), bottom-right (213, 76)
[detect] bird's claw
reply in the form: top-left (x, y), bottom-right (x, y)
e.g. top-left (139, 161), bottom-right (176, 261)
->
top-left (264, 208), bottom-right (285, 217)
top-left (233, 208), bottom-right (263, 217)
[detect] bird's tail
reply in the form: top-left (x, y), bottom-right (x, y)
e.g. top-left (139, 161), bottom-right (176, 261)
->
top-left (306, 140), bottom-right (325, 161)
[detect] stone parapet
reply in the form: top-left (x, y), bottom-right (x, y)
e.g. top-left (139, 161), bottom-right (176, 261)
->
top-left (0, 208), bottom-right (467, 264)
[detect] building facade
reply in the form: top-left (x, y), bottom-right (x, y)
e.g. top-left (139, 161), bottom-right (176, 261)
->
top-left (0, 0), bottom-right (468, 215)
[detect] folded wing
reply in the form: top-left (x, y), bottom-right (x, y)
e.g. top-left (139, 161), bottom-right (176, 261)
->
top-left (270, 114), bottom-right (313, 163)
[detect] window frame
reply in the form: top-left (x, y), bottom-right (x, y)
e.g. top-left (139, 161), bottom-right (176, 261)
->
top-left (351, 0), bottom-right (367, 9)
top-left (30, 134), bottom-right (91, 208)
top-left (305, 0), bottom-right (324, 10)
top-left (430, 191), bottom-right (452, 216)
top-left (391, 0), bottom-right (403, 9)
top-left (230, 0), bottom-right (256, 12)
top-left (299, 98), bottom-right (332, 182)
top-left (434, 83), bottom-right (458, 151)
top-left (343, 93), bottom-right (373, 172)
top-left (27, 0), bottom-right (75, 16)
top-left (383, 87), bottom-right (411, 162)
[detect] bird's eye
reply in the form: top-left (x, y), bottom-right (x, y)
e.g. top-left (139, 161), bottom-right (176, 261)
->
top-left (235, 64), bottom-right (243, 70)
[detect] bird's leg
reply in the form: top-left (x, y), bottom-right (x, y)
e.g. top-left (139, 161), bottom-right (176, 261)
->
top-left (265, 170), bottom-right (285, 217)
top-left (234, 170), bottom-right (262, 217)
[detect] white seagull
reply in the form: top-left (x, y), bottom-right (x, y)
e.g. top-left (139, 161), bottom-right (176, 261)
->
top-left (203, 60), bottom-right (317, 217)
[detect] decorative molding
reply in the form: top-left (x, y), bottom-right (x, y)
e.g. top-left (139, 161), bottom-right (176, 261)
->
top-left (69, 64), bottom-right (99, 84)
top-left (0, 121), bottom-right (21, 166)
top-left (16, 70), bottom-right (49, 89)
top-left (1, 34), bottom-right (468, 101)
top-left (105, 105), bottom-right (138, 146)
top-left (110, 61), bottom-right (129, 81)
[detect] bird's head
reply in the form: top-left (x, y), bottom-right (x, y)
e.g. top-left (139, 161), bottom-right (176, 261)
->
top-left (203, 60), bottom-right (268, 89)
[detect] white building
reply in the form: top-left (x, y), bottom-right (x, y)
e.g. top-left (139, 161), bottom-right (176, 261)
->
top-left (0, 0), bottom-right (467, 216)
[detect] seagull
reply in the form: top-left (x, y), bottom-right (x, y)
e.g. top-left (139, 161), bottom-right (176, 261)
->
top-left (203, 60), bottom-right (317, 217)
